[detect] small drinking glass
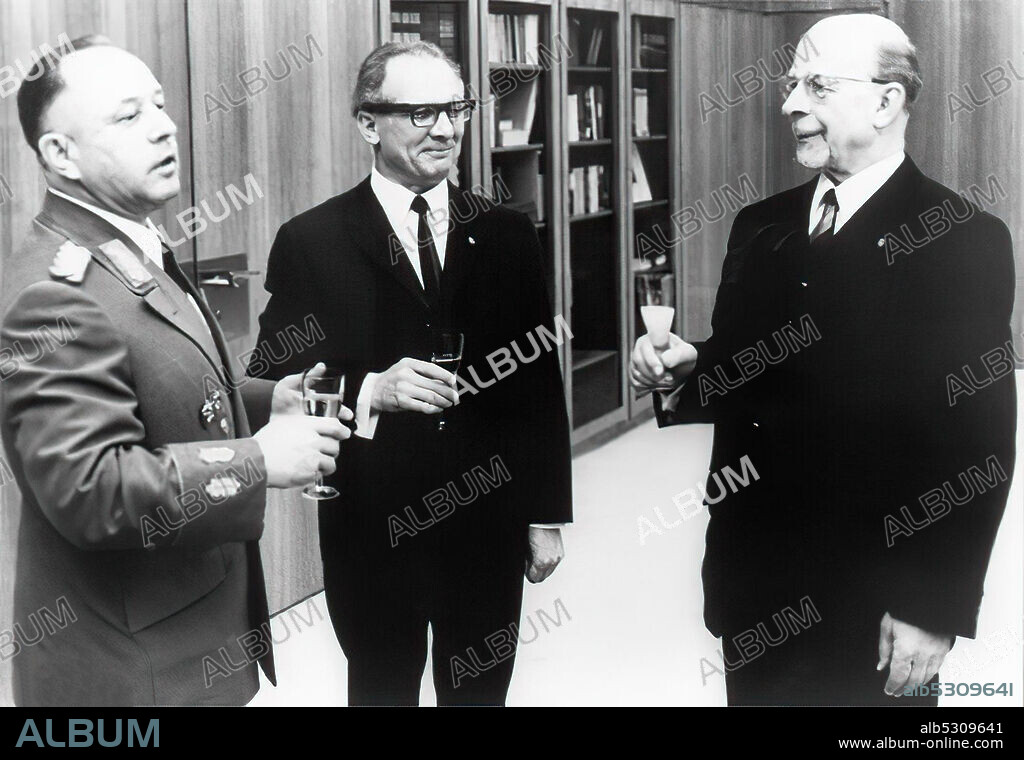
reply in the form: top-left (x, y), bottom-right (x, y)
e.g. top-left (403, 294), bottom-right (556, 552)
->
top-left (301, 367), bottom-right (345, 500)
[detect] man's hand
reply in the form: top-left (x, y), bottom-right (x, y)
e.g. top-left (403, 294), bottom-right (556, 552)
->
top-left (877, 611), bottom-right (953, 696)
top-left (371, 357), bottom-right (458, 414)
top-left (253, 415), bottom-right (350, 489)
top-left (629, 333), bottom-right (698, 393)
top-left (270, 362), bottom-right (355, 425)
top-left (526, 526), bottom-right (564, 583)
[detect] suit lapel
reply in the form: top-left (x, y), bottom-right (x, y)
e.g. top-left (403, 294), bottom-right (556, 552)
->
top-left (440, 183), bottom-right (478, 309)
top-left (351, 177), bottom-right (430, 310)
top-left (830, 156), bottom-right (923, 251)
top-left (36, 192), bottom-right (229, 379)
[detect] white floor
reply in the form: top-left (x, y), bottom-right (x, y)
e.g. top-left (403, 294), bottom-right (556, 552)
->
top-left (251, 375), bottom-right (1024, 707)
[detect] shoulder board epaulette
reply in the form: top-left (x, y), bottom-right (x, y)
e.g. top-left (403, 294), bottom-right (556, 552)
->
top-left (95, 239), bottom-right (156, 293)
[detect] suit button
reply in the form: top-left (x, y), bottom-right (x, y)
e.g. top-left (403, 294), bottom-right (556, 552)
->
top-left (426, 322), bottom-right (431, 329)
top-left (752, 421), bottom-right (760, 428)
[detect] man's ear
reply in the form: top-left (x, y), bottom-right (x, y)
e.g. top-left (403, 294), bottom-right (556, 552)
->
top-left (37, 132), bottom-right (82, 180)
top-left (874, 83), bottom-right (907, 128)
top-left (355, 111), bottom-right (381, 146)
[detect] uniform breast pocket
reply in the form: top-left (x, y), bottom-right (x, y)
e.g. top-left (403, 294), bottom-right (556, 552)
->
top-left (121, 545), bottom-right (228, 633)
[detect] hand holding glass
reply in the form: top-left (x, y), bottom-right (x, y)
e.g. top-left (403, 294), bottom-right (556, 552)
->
top-left (431, 332), bottom-right (463, 432)
top-left (301, 367), bottom-right (345, 500)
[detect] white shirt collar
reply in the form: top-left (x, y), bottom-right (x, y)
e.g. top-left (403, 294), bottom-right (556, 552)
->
top-left (47, 187), bottom-right (164, 269)
top-left (808, 150), bottom-right (906, 235)
top-left (369, 165), bottom-right (449, 222)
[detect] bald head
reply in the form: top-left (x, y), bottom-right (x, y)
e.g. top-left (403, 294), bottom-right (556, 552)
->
top-left (797, 14), bottom-right (921, 109)
top-left (16, 35), bottom-right (180, 220)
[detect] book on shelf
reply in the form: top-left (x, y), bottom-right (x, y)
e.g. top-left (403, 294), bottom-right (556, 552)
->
top-left (632, 25), bottom-right (668, 69)
top-left (569, 84), bottom-right (605, 141)
top-left (585, 26), bottom-right (604, 66)
top-left (493, 77), bottom-right (538, 147)
top-left (391, 6), bottom-right (459, 60)
top-left (630, 143), bottom-right (653, 203)
top-left (633, 87), bottom-right (650, 137)
top-left (568, 17), bottom-right (606, 65)
top-left (568, 164), bottom-right (608, 216)
top-left (488, 13), bottom-right (540, 64)
top-left (566, 94), bottom-right (580, 141)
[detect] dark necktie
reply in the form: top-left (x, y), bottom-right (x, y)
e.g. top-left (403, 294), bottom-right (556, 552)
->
top-left (410, 194), bottom-right (442, 310)
top-left (161, 241), bottom-right (197, 294)
top-left (810, 188), bottom-right (839, 245)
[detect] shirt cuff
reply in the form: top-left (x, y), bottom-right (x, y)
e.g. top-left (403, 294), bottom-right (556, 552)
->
top-left (529, 523), bottom-right (566, 529)
top-left (354, 372), bottom-right (381, 440)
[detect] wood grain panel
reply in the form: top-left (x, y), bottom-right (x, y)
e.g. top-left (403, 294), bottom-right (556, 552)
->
top-left (0, 0), bottom-right (193, 706)
top-left (186, 0), bottom-right (378, 613)
top-left (891, 0), bottom-right (1024, 359)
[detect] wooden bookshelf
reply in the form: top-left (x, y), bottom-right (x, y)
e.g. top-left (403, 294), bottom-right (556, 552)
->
top-left (627, 7), bottom-right (677, 419)
top-left (389, 1), bottom-right (474, 187)
top-left (382, 0), bottom-right (682, 448)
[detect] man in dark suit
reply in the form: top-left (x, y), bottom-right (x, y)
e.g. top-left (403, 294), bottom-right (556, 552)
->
top-left (249, 41), bottom-right (573, 706)
top-left (1, 37), bottom-right (350, 706)
top-left (631, 14), bottom-right (1016, 706)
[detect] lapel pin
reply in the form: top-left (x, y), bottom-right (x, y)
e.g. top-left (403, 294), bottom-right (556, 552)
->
top-left (877, 238), bottom-right (885, 247)
top-left (467, 236), bottom-right (476, 245)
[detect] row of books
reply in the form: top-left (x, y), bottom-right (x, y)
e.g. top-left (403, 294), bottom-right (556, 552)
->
top-left (568, 165), bottom-right (610, 216)
top-left (568, 18), bottom-right (606, 66)
top-left (488, 13), bottom-right (541, 64)
top-left (631, 25), bottom-right (668, 69)
top-left (566, 85), bottom-right (605, 142)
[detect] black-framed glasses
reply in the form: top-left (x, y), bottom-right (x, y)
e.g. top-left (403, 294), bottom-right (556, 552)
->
top-left (359, 99), bottom-right (477, 128)
top-left (780, 74), bottom-right (890, 101)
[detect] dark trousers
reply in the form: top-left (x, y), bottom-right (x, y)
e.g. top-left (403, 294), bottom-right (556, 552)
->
top-left (720, 595), bottom-right (940, 706)
top-left (321, 514), bottom-right (526, 706)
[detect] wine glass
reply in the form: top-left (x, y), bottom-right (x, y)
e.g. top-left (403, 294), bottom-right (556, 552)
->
top-left (301, 367), bottom-right (345, 500)
top-left (431, 331), bottom-right (464, 432)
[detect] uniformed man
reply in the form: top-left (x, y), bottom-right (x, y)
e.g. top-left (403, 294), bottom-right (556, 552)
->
top-left (1, 35), bottom-right (350, 706)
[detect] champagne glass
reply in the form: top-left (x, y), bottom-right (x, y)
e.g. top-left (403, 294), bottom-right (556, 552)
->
top-left (637, 273), bottom-right (675, 397)
top-left (431, 331), bottom-right (464, 432)
top-left (301, 367), bottom-right (345, 500)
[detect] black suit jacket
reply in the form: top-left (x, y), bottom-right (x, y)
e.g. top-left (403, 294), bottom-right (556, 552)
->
top-left (1, 192), bottom-right (276, 705)
top-left (656, 157), bottom-right (1016, 639)
top-left (249, 178), bottom-right (572, 555)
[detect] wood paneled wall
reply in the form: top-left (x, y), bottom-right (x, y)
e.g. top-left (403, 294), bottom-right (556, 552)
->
top-left (0, 0), bottom-right (195, 706)
top-left (185, 0), bottom-right (378, 614)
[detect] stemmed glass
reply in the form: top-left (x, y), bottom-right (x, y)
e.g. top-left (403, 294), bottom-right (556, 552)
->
top-left (301, 367), bottom-right (345, 500)
top-left (637, 273), bottom-right (676, 397)
top-left (431, 331), bottom-right (464, 432)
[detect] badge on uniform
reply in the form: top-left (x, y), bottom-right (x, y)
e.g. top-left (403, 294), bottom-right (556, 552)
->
top-left (98, 239), bottom-right (155, 290)
top-left (199, 388), bottom-right (224, 428)
top-left (198, 446), bottom-right (235, 464)
top-left (48, 241), bottom-right (92, 284)
top-left (203, 474), bottom-right (242, 500)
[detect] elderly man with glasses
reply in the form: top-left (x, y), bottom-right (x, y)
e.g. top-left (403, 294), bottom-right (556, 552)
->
top-left (248, 41), bottom-right (572, 706)
top-left (632, 14), bottom-right (1016, 706)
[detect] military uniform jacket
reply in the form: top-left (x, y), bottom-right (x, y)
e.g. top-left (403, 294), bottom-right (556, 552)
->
top-left (1, 192), bottom-right (277, 706)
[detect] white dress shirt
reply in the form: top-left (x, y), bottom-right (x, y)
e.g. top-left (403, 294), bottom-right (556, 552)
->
top-left (660, 149), bottom-right (907, 414)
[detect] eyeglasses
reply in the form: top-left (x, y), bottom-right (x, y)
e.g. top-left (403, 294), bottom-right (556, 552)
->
top-left (359, 99), bottom-right (477, 128)
top-left (780, 74), bottom-right (890, 101)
